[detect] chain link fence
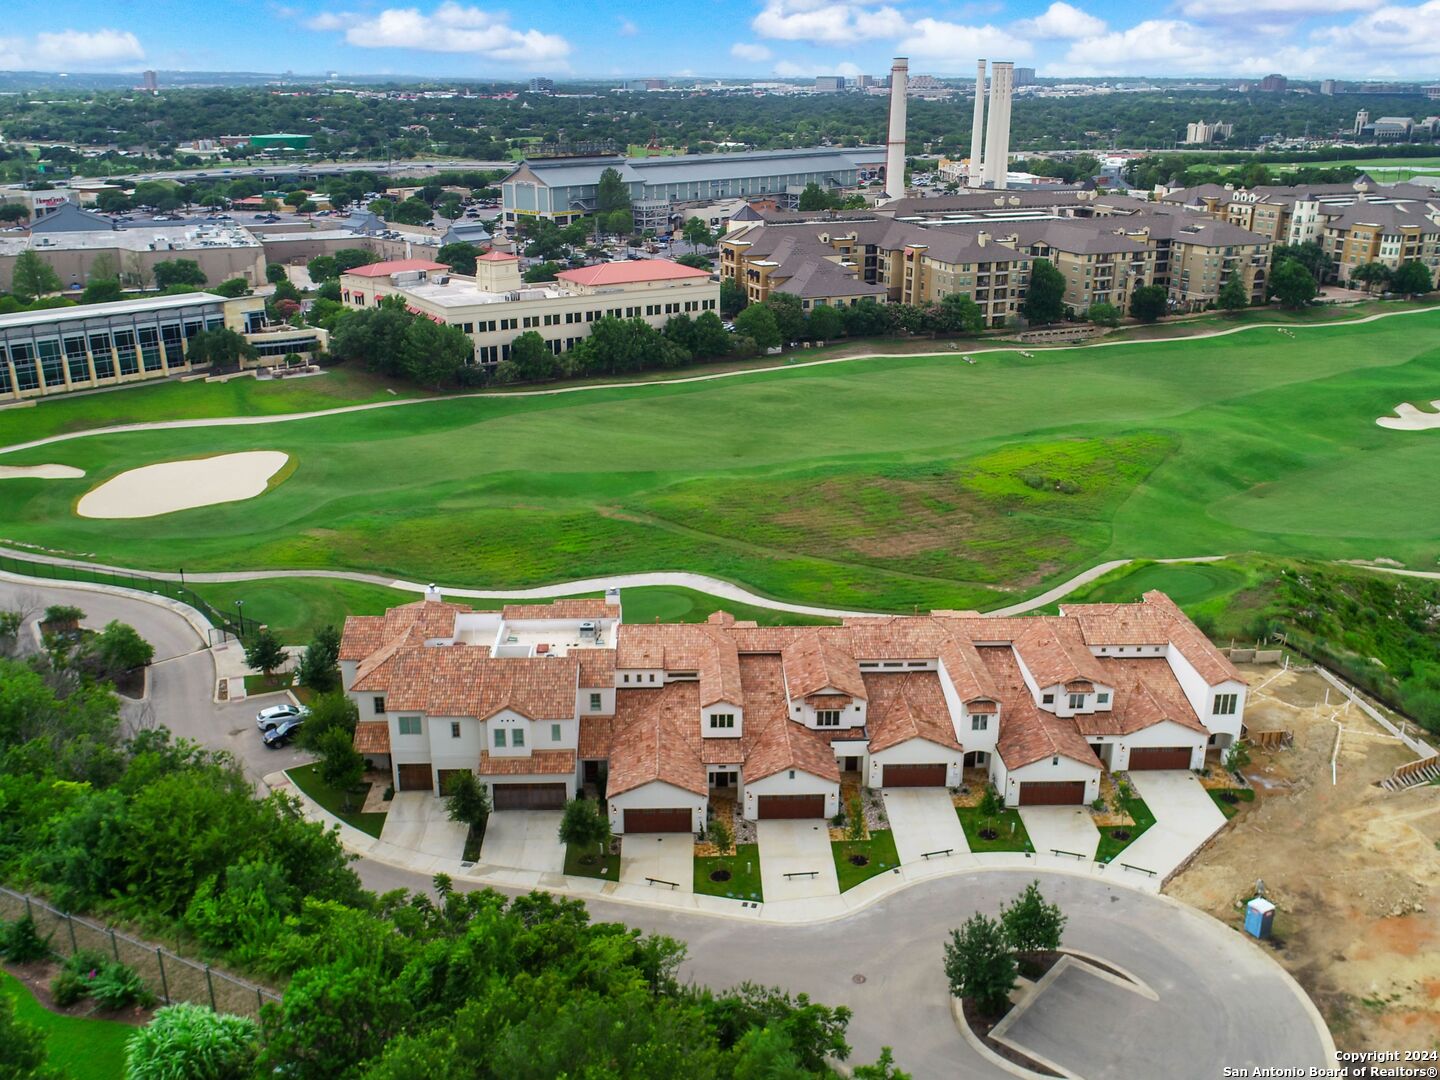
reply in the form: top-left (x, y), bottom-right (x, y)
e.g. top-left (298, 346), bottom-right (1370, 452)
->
top-left (0, 885), bottom-right (281, 1020)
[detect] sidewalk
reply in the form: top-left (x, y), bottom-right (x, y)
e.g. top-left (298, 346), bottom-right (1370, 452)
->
top-left (267, 771), bottom-right (1164, 927)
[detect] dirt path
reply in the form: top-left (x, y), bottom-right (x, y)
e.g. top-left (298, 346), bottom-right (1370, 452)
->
top-left (1168, 664), bottom-right (1440, 1054)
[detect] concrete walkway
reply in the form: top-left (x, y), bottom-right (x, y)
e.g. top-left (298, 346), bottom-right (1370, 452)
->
top-left (619, 833), bottom-right (694, 893)
top-left (1020, 805), bottom-right (1101, 862)
top-left (1122, 771), bottom-right (1227, 880)
top-left (756, 820), bottom-right (840, 902)
top-left (478, 810), bottom-right (565, 873)
top-left (377, 792), bottom-right (468, 861)
top-left (881, 788), bottom-right (970, 863)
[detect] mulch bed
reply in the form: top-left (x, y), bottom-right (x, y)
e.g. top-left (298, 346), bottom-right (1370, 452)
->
top-left (2, 958), bottom-right (153, 1027)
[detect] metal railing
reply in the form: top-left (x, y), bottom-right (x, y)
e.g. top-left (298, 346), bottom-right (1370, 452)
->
top-left (0, 885), bottom-right (281, 1020)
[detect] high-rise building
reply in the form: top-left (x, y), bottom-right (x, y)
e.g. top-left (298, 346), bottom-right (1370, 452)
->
top-left (1426, 85), bottom-right (1440, 100)
top-left (1258, 73), bottom-right (1287, 92)
top-left (529, 77), bottom-right (554, 93)
top-left (1184, 120), bottom-right (1233, 144)
top-left (815, 76), bottom-right (845, 92)
top-left (1320, 79), bottom-right (1337, 95)
top-left (142, 70), bottom-right (158, 93)
top-left (1013, 67), bottom-right (1036, 87)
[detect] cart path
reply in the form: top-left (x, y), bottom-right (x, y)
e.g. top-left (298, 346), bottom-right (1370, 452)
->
top-left (3, 304), bottom-right (1436, 458)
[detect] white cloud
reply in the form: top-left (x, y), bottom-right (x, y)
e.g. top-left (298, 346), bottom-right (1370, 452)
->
top-left (1178, 0), bottom-right (1379, 18)
top-left (752, 0), bottom-right (907, 45)
top-left (305, 12), bottom-right (352, 30)
top-left (1057, 20), bottom-right (1222, 74)
top-left (772, 60), bottom-right (810, 77)
top-left (896, 19), bottom-right (1032, 60)
top-left (730, 42), bottom-right (774, 62)
top-left (0, 28), bottom-right (145, 69)
top-left (616, 17), bottom-right (638, 37)
top-left (1317, 0), bottom-right (1440, 60)
top-left (1013, 2), bottom-right (1105, 39)
top-left (331, 3), bottom-right (570, 63)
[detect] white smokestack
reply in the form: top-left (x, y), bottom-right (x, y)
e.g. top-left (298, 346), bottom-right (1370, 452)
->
top-left (969, 59), bottom-right (987, 188)
top-left (983, 61), bottom-right (1014, 190)
top-left (884, 57), bottom-right (908, 200)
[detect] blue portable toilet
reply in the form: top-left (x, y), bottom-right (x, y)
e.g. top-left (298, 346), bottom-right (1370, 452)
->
top-left (1244, 897), bottom-right (1275, 939)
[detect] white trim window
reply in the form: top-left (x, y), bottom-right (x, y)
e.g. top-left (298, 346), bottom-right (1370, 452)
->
top-left (1068, 693), bottom-right (1086, 710)
top-left (710, 713), bottom-right (735, 730)
top-left (493, 729), bottom-right (506, 748)
top-left (971, 713), bottom-right (990, 732)
top-left (450, 721), bottom-right (461, 739)
top-left (1213, 693), bottom-right (1238, 716)
top-left (398, 715), bottom-right (422, 735)
top-left (816, 710), bottom-right (841, 727)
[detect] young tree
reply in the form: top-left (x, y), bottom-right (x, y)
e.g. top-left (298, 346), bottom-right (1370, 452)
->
top-left (764, 292), bottom-right (807, 343)
top-left (845, 793), bottom-right (866, 843)
top-left (305, 255), bottom-right (339, 283)
top-left (85, 620), bottom-right (154, 679)
top-left (734, 303), bottom-right (780, 351)
top-left (853, 1047), bottom-right (911, 1080)
top-left (558, 797), bottom-right (611, 865)
top-left (606, 208), bottom-right (634, 237)
top-left (690, 310), bottom-right (733, 359)
top-left (1389, 260), bottom-right (1434, 297)
top-left (675, 252), bottom-right (711, 270)
top-left (508, 330), bottom-right (558, 382)
top-left (1217, 273), bottom-right (1249, 312)
top-left (707, 814), bottom-right (732, 855)
top-left (0, 610), bottom-right (22, 657)
top-left (443, 772), bottom-right (491, 834)
top-left (1270, 259), bottom-right (1318, 309)
top-left (283, 191), bottom-right (312, 213)
top-left (265, 263), bottom-right (289, 284)
top-left (298, 691), bottom-right (358, 753)
top-left (1128, 284), bottom-right (1169, 323)
top-left (243, 627), bottom-right (287, 679)
top-left (944, 912), bottom-right (1017, 1017)
top-left (295, 625), bottom-right (341, 693)
top-left (11, 250), bottom-right (62, 303)
top-left (185, 327), bottom-right (258, 372)
top-left (596, 167), bottom-right (631, 214)
top-left (125, 1003), bottom-right (259, 1080)
top-left (682, 216), bottom-right (714, 251)
top-left (1272, 241), bottom-right (1332, 283)
top-left (1020, 258), bottom-right (1066, 325)
top-left (80, 278), bottom-right (124, 305)
top-left (315, 726), bottom-right (365, 809)
top-left (153, 259), bottom-right (207, 289)
top-left (1000, 880), bottom-right (1067, 956)
top-left (934, 292), bottom-right (985, 335)
top-left (1224, 738), bottom-right (1252, 774)
top-left (797, 182), bottom-right (840, 211)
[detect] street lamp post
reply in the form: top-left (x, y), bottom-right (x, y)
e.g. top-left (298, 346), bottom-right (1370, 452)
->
top-left (234, 600), bottom-right (245, 639)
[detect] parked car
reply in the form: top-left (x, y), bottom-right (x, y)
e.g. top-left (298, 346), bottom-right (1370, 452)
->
top-left (256, 703), bottom-right (305, 731)
top-left (263, 717), bottom-right (304, 748)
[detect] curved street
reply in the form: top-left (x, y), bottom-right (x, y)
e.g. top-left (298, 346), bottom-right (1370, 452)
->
top-left (0, 574), bottom-right (1334, 1078)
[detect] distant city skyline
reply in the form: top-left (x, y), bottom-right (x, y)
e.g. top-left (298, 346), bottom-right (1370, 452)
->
top-left (1, 0), bottom-right (1438, 81)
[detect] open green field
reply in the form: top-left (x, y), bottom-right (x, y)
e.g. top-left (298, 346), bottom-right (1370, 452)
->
top-left (1216, 157), bottom-right (1440, 180)
top-left (1, 970), bottom-right (134, 1079)
top-left (5, 308), bottom-right (1440, 614)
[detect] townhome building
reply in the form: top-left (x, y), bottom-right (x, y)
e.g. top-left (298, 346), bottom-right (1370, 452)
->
top-left (340, 589), bottom-right (1247, 832)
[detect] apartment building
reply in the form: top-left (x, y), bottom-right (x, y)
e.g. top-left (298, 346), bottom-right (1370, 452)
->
top-left (340, 591), bottom-right (1247, 827)
top-left (339, 255), bottom-right (720, 366)
top-left (1319, 201), bottom-right (1440, 284)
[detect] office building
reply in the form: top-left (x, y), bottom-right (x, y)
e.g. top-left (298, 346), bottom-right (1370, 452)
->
top-left (1184, 120), bottom-right (1233, 145)
top-left (1258, 74), bottom-right (1287, 92)
top-left (815, 76), bottom-right (845, 93)
top-left (1013, 67), bottom-right (1036, 87)
top-left (529, 77), bottom-right (555, 93)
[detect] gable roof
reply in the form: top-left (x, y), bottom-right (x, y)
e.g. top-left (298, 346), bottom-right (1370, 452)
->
top-left (865, 671), bottom-right (962, 753)
top-left (980, 646), bottom-right (1099, 770)
top-left (781, 632), bottom-right (867, 700)
top-left (742, 654), bottom-right (841, 783)
top-left (607, 681), bottom-right (707, 797)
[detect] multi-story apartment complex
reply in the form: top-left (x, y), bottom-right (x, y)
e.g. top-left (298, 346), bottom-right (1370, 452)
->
top-left (340, 590), bottom-right (1247, 827)
top-left (339, 255), bottom-right (720, 366)
top-left (1320, 201), bottom-right (1440, 284)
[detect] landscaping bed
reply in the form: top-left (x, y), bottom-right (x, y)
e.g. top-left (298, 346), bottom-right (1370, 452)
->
top-left (1094, 793), bottom-right (1156, 863)
top-left (1206, 787), bottom-right (1255, 819)
top-left (243, 671), bottom-right (294, 695)
top-left (286, 763), bottom-right (387, 838)
top-left (563, 841), bottom-right (618, 881)
top-left (956, 806), bottom-right (1034, 853)
top-left (2, 966), bottom-right (141, 1080)
top-left (832, 830), bottom-right (901, 892)
top-left (694, 843), bottom-right (763, 902)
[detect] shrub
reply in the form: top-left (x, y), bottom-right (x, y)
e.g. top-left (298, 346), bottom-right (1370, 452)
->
top-left (50, 967), bottom-right (93, 1007)
top-left (90, 961), bottom-right (156, 1009)
top-left (126, 1003), bottom-right (260, 1080)
top-left (0, 915), bottom-right (51, 963)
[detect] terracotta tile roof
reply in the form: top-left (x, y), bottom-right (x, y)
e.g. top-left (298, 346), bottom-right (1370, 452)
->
top-left (1078, 658), bottom-right (1208, 737)
top-left (1140, 591), bottom-right (1244, 685)
top-left (556, 260), bottom-right (711, 287)
top-left (1062, 592), bottom-right (1244, 686)
top-left (1009, 619), bottom-right (1111, 690)
top-left (576, 649), bottom-right (615, 689)
top-left (501, 599), bottom-right (614, 620)
top-left (607, 682), bottom-right (707, 797)
top-left (339, 616), bottom-right (386, 661)
top-left (616, 624), bottom-right (742, 707)
top-left (806, 694), bottom-right (852, 709)
top-left (1065, 681), bottom-right (1095, 693)
top-left (478, 749), bottom-right (577, 776)
top-left (353, 721), bottom-right (391, 755)
top-left (344, 258), bottom-right (448, 278)
top-left (578, 714), bottom-right (612, 759)
top-left (979, 646), bottom-right (1099, 771)
top-left (741, 655), bottom-right (841, 784)
top-left (339, 599), bottom-right (470, 661)
top-left (372, 647), bottom-right (577, 720)
top-left (781, 632), bottom-right (867, 700)
top-left (865, 671), bottom-right (963, 754)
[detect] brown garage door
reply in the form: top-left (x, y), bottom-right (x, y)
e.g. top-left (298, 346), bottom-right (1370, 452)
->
top-left (757, 794), bottom-right (826, 819)
top-left (493, 782), bottom-right (568, 811)
top-left (1128, 747), bottom-right (1194, 770)
top-left (396, 763), bottom-right (433, 791)
top-left (624, 808), bottom-right (693, 833)
top-left (1018, 781), bottom-right (1086, 806)
top-left (883, 763), bottom-right (947, 787)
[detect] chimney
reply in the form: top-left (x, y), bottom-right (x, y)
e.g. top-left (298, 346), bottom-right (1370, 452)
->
top-left (424, 583), bottom-right (442, 602)
top-left (969, 59), bottom-right (987, 189)
top-left (605, 587), bottom-right (621, 607)
top-left (884, 58), bottom-right (909, 200)
top-left (983, 62), bottom-right (1014, 190)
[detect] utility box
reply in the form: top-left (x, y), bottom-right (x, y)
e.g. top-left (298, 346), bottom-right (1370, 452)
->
top-left (1244, 897), bottom-right (1275, 939)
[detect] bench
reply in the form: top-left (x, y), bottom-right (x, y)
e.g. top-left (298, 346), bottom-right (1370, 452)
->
top-left (644, 877), bottom-right (679, 890)
top-left (1120, 862), bottom-right (1157, 878)
top-left (1051, 848), bottom-right (1087, 860)
top-left (921, 848), bottom-right (954, 860)
top-left (783, 870), bottom-right (819, 880)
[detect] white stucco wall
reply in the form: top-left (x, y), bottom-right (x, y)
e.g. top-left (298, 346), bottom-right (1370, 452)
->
top-left (702, 700), bottom-right (745, 738)
top-left (607, 780), bottom-right (707, 833)
top-left (1166, 649), bottom-right (1246, 740)
top-left (426, 715), bottom-right (483, 776)
top-left (742, 770), bottom-right (840, 820)
top-left (869, 739), bottom-right (964, 787)
top-left (1000, 755), bottom-right (1100, 807)
top-left (578, 685), bottom-right (616, 716)
top-left (1107, 719), bottom-right (1207, 771)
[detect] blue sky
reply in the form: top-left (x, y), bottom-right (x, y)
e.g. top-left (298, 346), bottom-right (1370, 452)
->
top-left (2, 0), bottom-right (1439, 80)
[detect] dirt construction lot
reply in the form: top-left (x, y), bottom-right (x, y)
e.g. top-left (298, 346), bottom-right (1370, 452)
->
top-left (1170, 664), bottom-right (1440, 1055)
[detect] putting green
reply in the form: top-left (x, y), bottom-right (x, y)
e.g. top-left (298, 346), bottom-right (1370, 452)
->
top-left (4, 309), bottom-right (1440, 614)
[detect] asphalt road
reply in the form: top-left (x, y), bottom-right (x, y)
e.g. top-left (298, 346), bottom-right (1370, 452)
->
top-left (0, 576), bottom-right (1333, 1078)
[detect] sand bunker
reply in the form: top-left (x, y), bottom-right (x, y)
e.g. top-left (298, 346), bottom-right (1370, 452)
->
top-left (77, 451), bottom-right (290, 519)
top-left (0, 464), bottom-right (85, 480)
top-left (1377, 402), bottom-right (1440, 430)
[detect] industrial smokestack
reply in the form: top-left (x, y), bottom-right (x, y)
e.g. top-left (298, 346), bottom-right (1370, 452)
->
top-left (884, 57), bottom-right (908, 200)
top-left (982, 61), bottom-right (1014, 190)
top-left (969, 59), bottom-right (987, 188)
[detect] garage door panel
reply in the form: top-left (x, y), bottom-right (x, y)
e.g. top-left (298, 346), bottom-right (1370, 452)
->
top-left (493, 782), bottom-right (567, 810)
top-left (882, 763), bottom-right (947, 787)
top-left (757, 794), bottom-right (826, 819)
top-left (1128, 747), bottom-right (1194, 770)
top-left (1018, 781), bottom-right (1086, 806)
top-left (396, 763), bottom-right (433, 791)
top-left (624, 808), bottom-right (693, 833)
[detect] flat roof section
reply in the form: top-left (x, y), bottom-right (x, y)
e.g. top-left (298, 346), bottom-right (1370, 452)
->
top-left (0, 292), bottom-right (227, 331)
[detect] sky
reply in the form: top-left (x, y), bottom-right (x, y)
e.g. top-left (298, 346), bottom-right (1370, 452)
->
top-left (2, 0), bottom-right (1439, 81)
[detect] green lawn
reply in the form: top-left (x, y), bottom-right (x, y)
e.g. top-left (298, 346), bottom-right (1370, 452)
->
top-left (7, 308), bottom-right (1440, 614)
top-left (563, 842), bottom-right (619, 881)
top-left (1208, 787), bottom-right (1256, 820)
top-left (832, 830), bottom-right (901, 891)
top-left (956, 806), bottom-right (1034, 853)
top-left (243, 671), bottom-right (294, 695)
top-left (285, 762), bottom-right (387, 837)
top-left (1095, 794), bottom-right (1157, 865)
top-left (694, 843), bottom-right (763, 902)
top-left (1, 970), bottom-right (134, 1080)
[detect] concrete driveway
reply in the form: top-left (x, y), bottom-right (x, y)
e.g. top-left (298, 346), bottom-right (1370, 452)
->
top-left (619, 833), bottom-right (694, 893)
top-left (1122, 771), bottom-right (1227, 879)
top-left (479, 810), bottom-right (565, 872)
top-left (881, 788), bottom-right (970, 863)
top-left (1020, 805), bottom-right (1100, 861)
top-left (378, 793), bottom-right (468, 860)
top-left (755, 819), bottom-right (839, 901)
